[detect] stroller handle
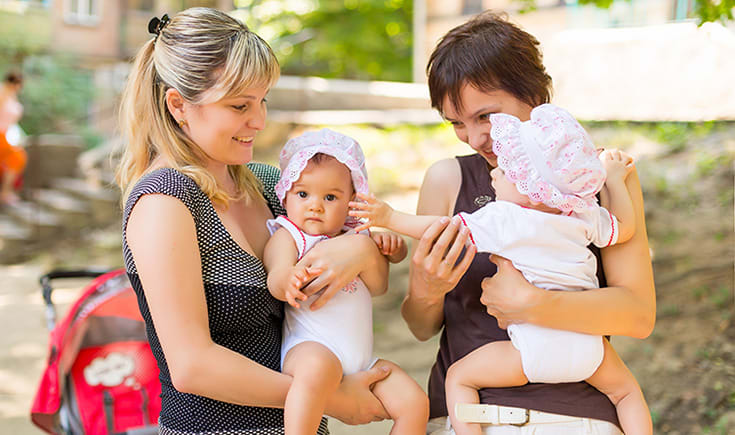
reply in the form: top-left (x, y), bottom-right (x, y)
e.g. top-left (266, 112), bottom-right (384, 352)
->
top-left (40, 268), bottom-right (113, 330)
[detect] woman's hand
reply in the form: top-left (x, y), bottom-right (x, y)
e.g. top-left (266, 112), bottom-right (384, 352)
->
top-left (402, 216), bottom-right (476, 340)
top-left (411, 216), bottom-right (476, 303)
top-left (480, 254), bottom-right (543, 329)
top-left (325, 365), bottom-right (392, 424)
top-left (297, 233), bottom-right (384, 310)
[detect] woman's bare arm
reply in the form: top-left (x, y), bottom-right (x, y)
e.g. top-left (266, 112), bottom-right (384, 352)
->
top-left (480, 167), bottom-right (656, 338)
top-left (127, 194), bottom-right (391, 421)
top-left (401, 158), bottom-right (476, 341)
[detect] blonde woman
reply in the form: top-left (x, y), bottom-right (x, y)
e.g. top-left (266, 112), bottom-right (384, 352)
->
top-left (118, 8), bottom-right (391, 433)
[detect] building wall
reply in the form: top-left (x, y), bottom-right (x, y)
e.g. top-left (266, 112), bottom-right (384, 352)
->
top-left (418, 0), bottom-right (735, 120)
top-left (49, 0), bottom-right (123, 61)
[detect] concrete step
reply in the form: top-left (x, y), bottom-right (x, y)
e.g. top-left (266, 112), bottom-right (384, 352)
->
top-left (0, 215), bottom-right (34, 263)
top-left (2, 201), bottom-right (63, 239)
top-left (51, 178), bottom-right (121, 225)
top-left (34, 189), bottom-right (92, 230)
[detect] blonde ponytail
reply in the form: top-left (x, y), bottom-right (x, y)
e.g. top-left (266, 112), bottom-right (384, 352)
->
top-left (116, 7), bottom-right (280, 207)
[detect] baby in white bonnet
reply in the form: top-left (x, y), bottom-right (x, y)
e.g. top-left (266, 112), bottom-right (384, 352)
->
top-left (263, 128), bottom-right (430, 434)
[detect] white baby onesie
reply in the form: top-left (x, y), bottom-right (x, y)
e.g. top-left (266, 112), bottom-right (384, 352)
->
top-left (458, 200), bottom-right (619, 383)
top-left (266, 216), bottom-right (376, 375)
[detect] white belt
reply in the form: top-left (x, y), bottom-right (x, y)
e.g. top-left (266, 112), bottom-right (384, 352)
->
top-left (455, 404), bottom-right (583, 426)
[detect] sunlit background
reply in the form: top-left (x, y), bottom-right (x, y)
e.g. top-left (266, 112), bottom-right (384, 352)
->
top-left (0, 0), bottom-right (733, 434)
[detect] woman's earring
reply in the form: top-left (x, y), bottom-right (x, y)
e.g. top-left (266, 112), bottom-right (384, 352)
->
top-left (178, 119), bottom-right (187, 128)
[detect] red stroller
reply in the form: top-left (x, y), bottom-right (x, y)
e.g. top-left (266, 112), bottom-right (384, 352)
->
top-left (30, 269), bottom-right (161, 434)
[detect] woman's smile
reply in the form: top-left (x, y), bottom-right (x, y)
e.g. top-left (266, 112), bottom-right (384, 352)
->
top-left (233, 136), bottom-right (254, 146)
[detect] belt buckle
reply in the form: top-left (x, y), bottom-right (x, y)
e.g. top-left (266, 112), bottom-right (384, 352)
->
top-left (499, 406), bottom-right (530, 426)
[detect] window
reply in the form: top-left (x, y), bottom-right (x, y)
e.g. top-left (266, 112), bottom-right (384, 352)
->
top-left (64, 0), bottom-right (101, 26)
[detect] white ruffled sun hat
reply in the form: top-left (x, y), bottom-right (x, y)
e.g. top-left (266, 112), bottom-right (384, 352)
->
top-left (274, 128), bottom-right (369, 205)
top-left (490, 104), bottom-right (606, 213)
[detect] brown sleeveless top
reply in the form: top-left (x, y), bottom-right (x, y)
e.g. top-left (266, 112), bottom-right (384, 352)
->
top-left (427, 154), bottom-right (619, 428)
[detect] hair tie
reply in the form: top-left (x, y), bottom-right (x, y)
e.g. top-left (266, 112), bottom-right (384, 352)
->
top-left (148, 14), bottom-right (170, 38)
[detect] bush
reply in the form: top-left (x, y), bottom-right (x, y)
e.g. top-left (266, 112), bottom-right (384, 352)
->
top-left (15, 55), bottom-right (95, 138)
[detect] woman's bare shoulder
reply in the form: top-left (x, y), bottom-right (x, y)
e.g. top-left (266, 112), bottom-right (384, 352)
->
top-left (418, 157), bottom-right (461, 216)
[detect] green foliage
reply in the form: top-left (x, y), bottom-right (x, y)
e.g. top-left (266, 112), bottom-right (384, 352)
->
top-left (652, 122), bottom-right (691, 152)
top-left (577, 0), bottom-right (617, 10)
top-left (0, 9), bottom-right (50, 64)
top-left (0, 10), bottom-right (96, 143)
top-left (636, 121), bottom-right (727, 154)
top-left (695, 0), bottom-right (735, 25)
top-left (233, 0), bottom-right (412, 82)
top-left (16, 56), bottom-right (95, 138)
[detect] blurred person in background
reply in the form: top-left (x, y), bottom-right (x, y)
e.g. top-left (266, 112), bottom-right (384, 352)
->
top-left (0, 71), bottom-right (27, 205)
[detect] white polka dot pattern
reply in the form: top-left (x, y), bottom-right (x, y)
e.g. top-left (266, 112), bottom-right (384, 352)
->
top-left (159, 417), bottom-right (329, 435)
top-left (122, 164), bottom-right (328, 433)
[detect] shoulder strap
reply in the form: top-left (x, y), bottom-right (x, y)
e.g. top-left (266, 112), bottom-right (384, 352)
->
top-left (266, 216), bottom-right (310, 259)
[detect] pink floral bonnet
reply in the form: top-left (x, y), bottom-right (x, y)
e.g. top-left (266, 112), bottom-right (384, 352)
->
top-left (274, 128), bottom-right (369, 205)
top-left (490, 104), bottom-right (605, 213)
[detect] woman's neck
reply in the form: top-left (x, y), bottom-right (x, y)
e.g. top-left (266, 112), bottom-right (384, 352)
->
top-left (206, 162), bottom-right (238, 195)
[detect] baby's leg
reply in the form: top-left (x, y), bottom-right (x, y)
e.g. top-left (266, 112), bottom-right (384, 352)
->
top-left (282, 342), bottom-right (343, 435)
top-left (370, 359), bottom-right (429, 435)
top-left (445, 341), bottom-right (527, 435)
top-left (586, 339), bottom-right (652, 435)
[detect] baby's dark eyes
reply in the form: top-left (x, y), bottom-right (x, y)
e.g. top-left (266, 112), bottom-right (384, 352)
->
top-left (297, 191), bottom-right (307, 198)
top-left (325, 194), bottom-right (337, 201)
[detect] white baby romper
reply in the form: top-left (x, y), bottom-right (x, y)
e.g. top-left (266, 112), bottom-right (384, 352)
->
top-left (458, 200), bottom-right (619, 383)
top-left (267, 216), bottom-right (377, 375)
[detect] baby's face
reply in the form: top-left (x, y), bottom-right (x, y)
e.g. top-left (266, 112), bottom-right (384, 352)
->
top-left (284, 157), bottom-right (354, 237)
top-left (490, 166), bottom-right (531, 206)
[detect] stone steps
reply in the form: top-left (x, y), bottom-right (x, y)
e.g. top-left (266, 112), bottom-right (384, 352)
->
top-left (3, 200), bottom-right (63, 239)
top-left (51, 177), bottom-right (120, 226)
top-left (35, 189), bottom-right (91, 230)
top-left (0, 179), bottom-right (121, 264)
top-left (0, 215), bottom-right (33, 263)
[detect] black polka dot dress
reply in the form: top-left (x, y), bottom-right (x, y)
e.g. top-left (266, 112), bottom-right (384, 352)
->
top-left (123, 164), bottom-right (329, 434)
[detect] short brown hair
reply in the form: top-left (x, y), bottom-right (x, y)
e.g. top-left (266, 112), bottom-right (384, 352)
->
top-left (427, 11), bottom-right (552, 114)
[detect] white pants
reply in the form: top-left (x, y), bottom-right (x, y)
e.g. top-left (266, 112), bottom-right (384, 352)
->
top-left (426, 416), bottom-right (623, 435)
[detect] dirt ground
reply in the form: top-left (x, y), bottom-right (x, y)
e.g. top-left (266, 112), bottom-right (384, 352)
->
top-left (0, 123), bottom-right (733, 434)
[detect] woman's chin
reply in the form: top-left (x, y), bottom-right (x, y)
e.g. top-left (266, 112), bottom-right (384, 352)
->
top-left (480, 152), bottom-right (498, 167)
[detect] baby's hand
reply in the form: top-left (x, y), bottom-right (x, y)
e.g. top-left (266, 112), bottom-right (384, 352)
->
top-left (285, 266), bottom-right (321, 309)
top-left (599, 149), bottom-right (634, 181)
top-left (371, 232), bottom-right (405, 258)
top-left (349, 193), bottom-right (394, 232)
